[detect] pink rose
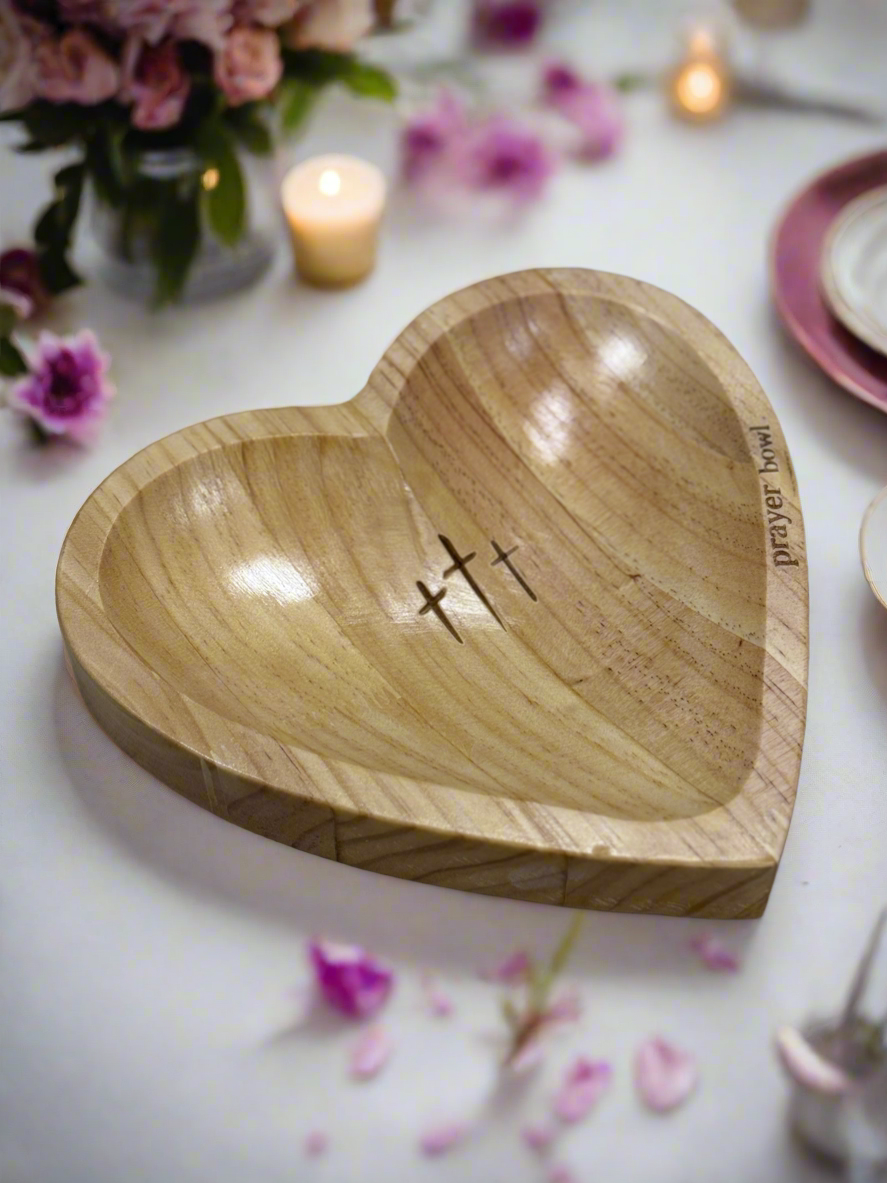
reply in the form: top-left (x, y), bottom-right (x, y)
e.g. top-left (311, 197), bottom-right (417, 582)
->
top-left (121, 37), bottom-right (190, 130)
top-left (214, 26), bottom-right (282, 106)
top-left (285, 0), bottom-right (373, 52)
top-left (34, 27), bottom-right (119, 105)
top-left (0, 5), bottom-right (35, 111)
top-left (104, 0), bottom-right (232, 49)
top-left (234, 0), bottom-right (302, 25)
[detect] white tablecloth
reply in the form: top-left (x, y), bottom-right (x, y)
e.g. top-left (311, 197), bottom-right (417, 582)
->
top-left (4, 4), bottom-right (887, 1181)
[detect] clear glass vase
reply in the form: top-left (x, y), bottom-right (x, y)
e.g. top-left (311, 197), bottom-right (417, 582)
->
top-left (90, 146), bottom-right (277, 305)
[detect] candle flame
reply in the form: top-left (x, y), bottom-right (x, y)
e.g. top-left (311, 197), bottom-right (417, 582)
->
top-left (676, 62), bottom-right (723, 114)
top-left (318, 168), bottom-right (342, 197)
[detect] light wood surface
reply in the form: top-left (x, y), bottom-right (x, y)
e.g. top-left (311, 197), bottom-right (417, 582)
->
top-left (56, 269), bottom-right (809, 917)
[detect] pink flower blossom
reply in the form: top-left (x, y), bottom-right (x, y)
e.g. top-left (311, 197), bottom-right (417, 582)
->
top-left (0, 247), bottom-right (48, 320)
top-left (460, 116), bottom-right (556, 203)
top-left (214, 25), bottom-right (282, 106)
top-left (401, 89), bottom-right (468, 184)
top-left (284, 0), bottom-right (373, 52)
top-left (235, 0), bottom-right (301, 25)
top-left (121, 38), bottom-right (190, 130)
top-left (34, 28), bottom-right (119, 105)
top-left (303, 1130), bottom-right (328, 1157)
top-left (541, 61), bottom-right (584, 102)
top-left (349, 1025), bottom-right (392, 1080)
top-left (421, 973), bottom-right (454, 1018)
top-left (473, 0), bottom-right (544, 49)
top-left (309, 939), bottom-right (394, 1019)
top-left (522, 1123), bottom-right (556, 1153)
top-left (634, 1037), bottom-right (698, 1113)
top-left (774, 1027), bottom-right (853, 1096)
top-left (419, 1122), bottom-right (471, 1157)
top-left (553, 1056), bottom-right (612, 1123)
top-left (480, 949), bottom-right (532, 984)
top-left (542, 62), bottom-right (624, 161)
top-left (7, 330), bottom-right (114, 443)
top-left (691, 933), bottom-right (740, 973)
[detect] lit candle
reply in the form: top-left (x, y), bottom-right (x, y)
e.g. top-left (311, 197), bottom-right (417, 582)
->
top-left (281, 154), bottom-right (386, 288)
top-left (669, 27), bottom-right (732, 123)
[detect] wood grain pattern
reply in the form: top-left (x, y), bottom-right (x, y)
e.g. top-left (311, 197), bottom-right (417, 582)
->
top-left (56, 269), bottom-right (809, 917)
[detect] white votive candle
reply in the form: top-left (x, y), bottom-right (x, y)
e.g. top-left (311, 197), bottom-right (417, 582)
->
top-left (281, 154), bottom-right (387, 288)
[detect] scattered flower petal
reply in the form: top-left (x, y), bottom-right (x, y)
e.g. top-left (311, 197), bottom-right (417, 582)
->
top-left (473, 0), bottom-right (544, 49)
top-left (7, 330), bottom-right (114, 443)
top-left (522, 1122), bottom-right (557, 1153)
top-left (554, 1056), bottom-right (613, 1123)
top-left (460, 116), bottom-right (556, 203)
top-left (548, 1166), bottom-right (575, 1183)
top-left (481, 950), bottom-right (532, 984)
top-left (419, 1122), bottom-right (471, 1157)
top-left (635, 1037), bottom-right (698, 1113)
top-left (303, 1130), bottom-right (328, 1157)
top-left (775, 1026), bottom-right (853, 1096)
top-left (309, 939), bottom-right (394, 1019)
top-left (691, 933), bottom-right (740, 973)
top-left (421, 973), bottom-right (454, 1018)
top-left (350, 1025), bottom-right (393, 1080)
top-left (401, 89), bottom-right (468, 184)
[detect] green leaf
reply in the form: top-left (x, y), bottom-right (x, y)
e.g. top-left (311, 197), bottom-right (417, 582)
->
top-left (196, 122), bottom-right (246, 248)
top-left (38, 249), bottom-right (82, 296)
top-left (547, 914), bottom-right (582, 981)
top-left (225, 105), bottom-right (274, 156)
top-left (0, 303), bottom-right (20, 338)
top-left (0, 337), bottom-right (28, 378)
top-left (341, 61), bottom-right (397, 101)
top-left (282, 49), bottom-right (354, 87)
top-left (20, 101), bottom-right (97, 147)
top-left (278, 78), bottom-right (316, 133)
top-left (150, 187), bottom-right (201, 306)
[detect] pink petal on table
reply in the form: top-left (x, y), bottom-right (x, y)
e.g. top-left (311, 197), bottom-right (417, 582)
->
top-left (548, 1165), bottom-right (575, 1183)
top-left (419, 1122), bottom-right (471, 1156)
top-left (635, 1037), bottom-right (699, 1113)
top-left (350, 1025), bottom-right (392, 1080)
top-left (421, 973), bottom-right (454, 1018)
top-left (691, 934), bottom-right (740, 973)
top-left (303, 1131), bottom-right (328, 1157)
top-left (522, 1122), bottom-right (557, 1152)
top-left (480, 950), bottom-right (532, 983)
top-left (775, 1026), bottom-right (853, 1096)
top-left (546, 989), bottom-right (583, 1023)
top-left (554, 1056), bottom-right (612, 1123)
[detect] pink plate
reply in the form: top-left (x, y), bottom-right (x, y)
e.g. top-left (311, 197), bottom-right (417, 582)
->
top-left (772, 150), bottom-right (887, 414)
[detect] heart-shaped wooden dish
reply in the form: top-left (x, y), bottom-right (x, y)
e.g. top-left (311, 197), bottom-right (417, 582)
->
top-left (57, 269), bottom-right (808, 917)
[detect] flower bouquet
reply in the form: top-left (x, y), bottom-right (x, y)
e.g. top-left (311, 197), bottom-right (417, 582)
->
top-left (0, 1), bottom-right (395, 303)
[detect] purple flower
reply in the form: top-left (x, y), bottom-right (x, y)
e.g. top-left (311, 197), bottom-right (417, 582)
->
top-left (400, 89), bottom-right (467, 184)
top-left (7, 330), bottom-right (114, 442)
top-left (309, 939), bottom-right (394, 1019)
top-left (473, 0), bottom-right (544, 49)
top-left (461, 116), bottom-right (555, 203)
top-left (0, 248), bottom-right (49, 319)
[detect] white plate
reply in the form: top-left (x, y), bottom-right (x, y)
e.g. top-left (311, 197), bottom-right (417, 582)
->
top-left (860, 484), bottom-right (887, 610)
top-left (821, 185), bottom-right (887, 356)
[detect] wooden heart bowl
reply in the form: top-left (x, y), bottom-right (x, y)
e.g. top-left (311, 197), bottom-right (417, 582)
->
top-left (57, 269), bottom-right (808, 917)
